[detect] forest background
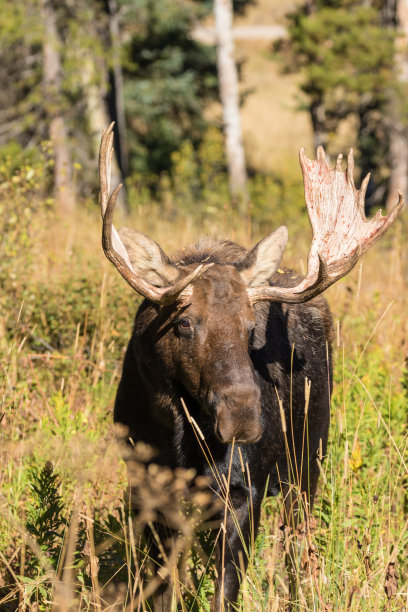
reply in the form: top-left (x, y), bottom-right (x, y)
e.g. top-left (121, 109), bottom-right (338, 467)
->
top-left (1, 0), bottom-right (408, 610)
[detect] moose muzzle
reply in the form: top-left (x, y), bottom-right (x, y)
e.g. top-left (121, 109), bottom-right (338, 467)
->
top-left (214, 386), bottom-right (262, 444)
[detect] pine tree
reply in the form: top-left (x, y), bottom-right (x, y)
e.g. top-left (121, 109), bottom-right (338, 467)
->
top-left (0, 0), bottom-right (251, 197)
top-left (121, 0), bottom-right (218, 177)
top-left (276, 1), bottom-right (396, 207)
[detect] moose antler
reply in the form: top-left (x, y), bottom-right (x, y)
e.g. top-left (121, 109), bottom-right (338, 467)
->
top-left (99, 123), bottom-right (211, 304)
top-left (247, 147), bottom-right (404, 304)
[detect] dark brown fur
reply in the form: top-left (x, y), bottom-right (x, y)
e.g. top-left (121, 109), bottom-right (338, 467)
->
top-left (114, 237), bottom-right (333, 610)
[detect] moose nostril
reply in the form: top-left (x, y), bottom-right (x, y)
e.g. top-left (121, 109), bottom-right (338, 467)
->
top-left (215, 410), bottom-right (262, 445)
top-left (236, 422), bottom-right (263, 444)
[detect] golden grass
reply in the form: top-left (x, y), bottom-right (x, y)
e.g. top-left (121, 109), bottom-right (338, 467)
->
top-left (1, 3), bottom-right (407, 600)
top-left (1, 201), bottom-right (407, 609)
top-left (239, 40), bottom-right (313, 174)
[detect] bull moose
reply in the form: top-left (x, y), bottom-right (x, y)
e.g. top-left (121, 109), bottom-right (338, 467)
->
top-left (99, 124), bottom-right (403, 610)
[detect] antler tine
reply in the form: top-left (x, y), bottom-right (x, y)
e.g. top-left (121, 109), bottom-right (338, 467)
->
top-left (248, 146), bottom-right (405, 305)
top-left (99, 124), bottom-right (212, 305)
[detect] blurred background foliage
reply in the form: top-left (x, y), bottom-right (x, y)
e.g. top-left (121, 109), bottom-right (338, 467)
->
top-left (1, 1), bottom-right (408, 610)
top-left (275, 0), bottom-right (398, 208)
top-left (1, 0), bottom-right (407, 384)
top-left (1, 0), bottom-right (407, 220)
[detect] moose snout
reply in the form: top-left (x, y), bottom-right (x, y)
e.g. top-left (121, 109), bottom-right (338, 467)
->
top-left (213, 386), bottom-right (262, 444)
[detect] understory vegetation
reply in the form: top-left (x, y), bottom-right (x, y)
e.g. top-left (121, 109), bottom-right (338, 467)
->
top-left (2, 0), bottom-right (408, 607)
top-left (1, 149), bottom-right (407, 611)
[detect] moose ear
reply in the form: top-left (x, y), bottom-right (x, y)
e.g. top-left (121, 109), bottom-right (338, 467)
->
top-left (118, 228), bottom-right (179, 287)
top-left (239, 226), bottom-right (288, 287)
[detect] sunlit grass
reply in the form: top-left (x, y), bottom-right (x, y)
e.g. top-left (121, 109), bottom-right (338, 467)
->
top-left (1, 199), bottom-right (407, 610)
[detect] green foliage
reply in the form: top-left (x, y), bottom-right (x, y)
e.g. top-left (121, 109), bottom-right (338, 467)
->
top-left (0, 0), bottom-right (44, 147)
top-left (276, 1), bottom-right (396, 202)
top-left (127, 126), bottom-right (307, 236)
top-left (280, 1), bottom-right (396, 107)
top-left (0, 0), bottom-right (252, 206)
top-left (26, 462), bottom-right (67, 568)
top-left (13, 462), bottom-right (68, 608)
top-left (122, 0), bottom-right (218, 176)
top-left (401, 357), bottom-right (408, 399)
top-left (121, 0), bottom-right (255, 176)
top-left (0, 141), bottom-right (53, 286)
top-left (0, 0), bottom-right (213, 193)
top-left (284, 4), bottom-right (394, 100)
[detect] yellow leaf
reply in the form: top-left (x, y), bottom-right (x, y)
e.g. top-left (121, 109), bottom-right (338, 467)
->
top-left (350, 439), bottom-right (363, 471)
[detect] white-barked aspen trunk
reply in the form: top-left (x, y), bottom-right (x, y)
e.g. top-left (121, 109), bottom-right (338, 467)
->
top-left (42, 0), bottom-right (76, 215)
top-left (214, 0), bottom-right (248, 210)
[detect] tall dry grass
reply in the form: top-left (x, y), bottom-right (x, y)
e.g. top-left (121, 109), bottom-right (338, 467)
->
top-left (1, 158), bottom-right (407, 610)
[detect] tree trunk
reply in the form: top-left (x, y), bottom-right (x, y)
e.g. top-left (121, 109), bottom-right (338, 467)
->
top-left (387, 0), bottom-right (408, 210)
top-left (387, 114), bottom-right (408, 209)
top-left (81, 54), bottom-right (128, 215)
top-left (106, 0), bottom-right (129, 178)
top-left (214, 0), bottom-right (248, 210)
top-left (358, 105), bottom-right (383, 210)
top-left (42, 0), bottom-right (76, 215)
top-left (310, 100), bottom-right (329, 153)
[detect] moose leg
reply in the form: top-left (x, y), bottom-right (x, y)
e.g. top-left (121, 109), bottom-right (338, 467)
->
top-left (212, 486), bottom-right (262, 612)
top-left (152, 586), bottom-right (173, 612)
top-left (142, 520), bottom-right (178, 612)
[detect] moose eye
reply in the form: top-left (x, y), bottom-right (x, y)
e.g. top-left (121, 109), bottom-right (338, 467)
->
top-left (178, 317), bottom-right (191, 329)
top-left (174, 316), bottom-right (195, 338)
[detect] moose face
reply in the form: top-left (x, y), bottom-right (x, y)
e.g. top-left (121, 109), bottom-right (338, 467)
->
top-left (169, 264), bottom-right (262, 444)
top-left (116, 226), bottom-right (289, 445)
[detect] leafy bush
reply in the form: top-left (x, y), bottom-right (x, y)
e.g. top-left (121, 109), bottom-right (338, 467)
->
top-left (127, 126), bottom-right (307, 238)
